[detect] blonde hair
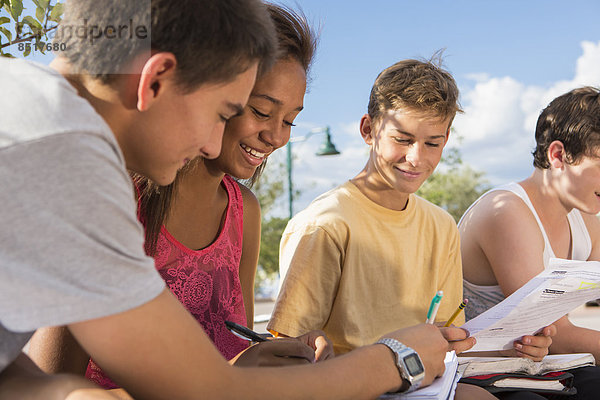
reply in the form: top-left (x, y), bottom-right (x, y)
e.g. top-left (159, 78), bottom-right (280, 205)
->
top-left (368, 54), bottom-right (462, 126)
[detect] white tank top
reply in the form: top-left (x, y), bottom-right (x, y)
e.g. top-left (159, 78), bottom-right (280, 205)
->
top-left (461, 182), bottom-right (592, 321)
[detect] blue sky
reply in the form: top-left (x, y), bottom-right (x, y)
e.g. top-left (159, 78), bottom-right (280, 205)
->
top-left (271, 0), bottom-right (600, 216)
top-left (6, 0), bottom-right (600, 216)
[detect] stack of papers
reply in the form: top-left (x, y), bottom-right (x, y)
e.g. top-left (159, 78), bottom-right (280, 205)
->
top-left (380, 351), bottom-right (460, 400)
top-left (462, 258), bottom-right (600, 352)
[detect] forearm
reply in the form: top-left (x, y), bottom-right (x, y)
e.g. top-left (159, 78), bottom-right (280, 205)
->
top-left (230, 344), bottom-right (401, 399)
top-left (69, 289), bottom-right (401, 399)
top-left (551, 324), bottom-right (600, 363)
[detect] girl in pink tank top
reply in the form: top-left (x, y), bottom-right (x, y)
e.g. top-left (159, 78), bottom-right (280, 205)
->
top-left (86, 176), bottom-right (249, 388)
top-left (85, 4), bottom-right (329, 390)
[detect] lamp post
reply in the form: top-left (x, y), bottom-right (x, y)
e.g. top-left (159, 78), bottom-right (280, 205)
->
top-left (286, 126), bottom-right (340, 220)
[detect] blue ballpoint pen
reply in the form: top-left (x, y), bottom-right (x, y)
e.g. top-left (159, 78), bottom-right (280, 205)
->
top-left (426, 290), bottom-right (443, 324)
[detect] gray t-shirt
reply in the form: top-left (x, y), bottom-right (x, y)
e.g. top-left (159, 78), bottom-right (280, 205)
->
top-left (0, 58), bottom-right (165, 372)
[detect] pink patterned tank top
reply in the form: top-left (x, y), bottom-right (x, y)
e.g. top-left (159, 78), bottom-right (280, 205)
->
top-left (86, 175), bottom-right (249, 389)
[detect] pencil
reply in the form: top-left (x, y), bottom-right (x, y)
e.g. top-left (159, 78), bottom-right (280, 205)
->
top-left (443, 299), bottom-right (468, 327)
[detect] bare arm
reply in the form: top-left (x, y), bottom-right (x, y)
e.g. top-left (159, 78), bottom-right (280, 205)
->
top-left (0, 352), bottom-right (117, 399)
top-left (549, 212), bottom-right (600, 361)
top-left (67, 288), bottom-right (453, 399)
top-left (238, 183), bottom-right (261, 330)
top-left (461, 191), bottom-right (600, 362)
top-left (27, 326), bottom-right (90, 375)
top-left (460, 191), bottom-right (556, 361)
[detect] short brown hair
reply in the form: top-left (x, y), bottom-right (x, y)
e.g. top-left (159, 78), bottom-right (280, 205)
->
top-left (55, 0), bottom-right (277, 92)
top-left (368, 54), bottom-right (462, 126)
top-left (532, 86), bottom-right (600, 169)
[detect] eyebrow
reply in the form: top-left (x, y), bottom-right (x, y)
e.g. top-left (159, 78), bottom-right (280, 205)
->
top-left (394, 130), bottom-right (446, 140)
top-left (226, 102), bottom-right (245, 117)
top-left (252, 93), bottom-right (304, 112)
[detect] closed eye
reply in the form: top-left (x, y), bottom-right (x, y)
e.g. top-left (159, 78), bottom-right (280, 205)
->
top-left (284, 120), bottom-right (296, 127)
top-left (250, 106), bottom-right (270, 119)
top-left (394, 138), bottom-right (411, 144)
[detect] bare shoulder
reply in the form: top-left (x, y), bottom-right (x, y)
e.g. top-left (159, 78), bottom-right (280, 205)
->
top-left (461, 190), bottom-right (539, 237)
top-left (236, 181), bottom-right (260, 217)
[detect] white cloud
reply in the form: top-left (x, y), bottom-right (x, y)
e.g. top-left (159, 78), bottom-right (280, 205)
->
top-left (575, 41), bottom-right (600, 85)
top-left (455, 40), bottom-right (600, 185)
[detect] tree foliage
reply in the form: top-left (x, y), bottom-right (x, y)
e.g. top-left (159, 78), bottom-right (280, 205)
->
top-left (0, 0), bottom-right (64, 58)
top-left (417, 145), bottom-right (490, 222)
top-left (258, 217), bottom-right (288, 277)
top-left (251, 158), bottom-right (293, 281)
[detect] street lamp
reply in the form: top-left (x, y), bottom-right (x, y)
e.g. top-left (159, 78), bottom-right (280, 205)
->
top-left (286, 126), bottom-right (341, 219)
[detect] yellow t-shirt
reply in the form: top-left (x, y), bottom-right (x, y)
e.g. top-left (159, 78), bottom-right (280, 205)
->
top-left (267, 181), bottom-right (464, 355)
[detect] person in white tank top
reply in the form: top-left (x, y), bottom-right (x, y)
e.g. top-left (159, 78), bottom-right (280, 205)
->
top-left (459, 87), bottom-right (600, 399)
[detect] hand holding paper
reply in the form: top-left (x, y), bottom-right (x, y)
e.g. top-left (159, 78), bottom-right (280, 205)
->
top-left (462, 258), bottom-right (600, 352)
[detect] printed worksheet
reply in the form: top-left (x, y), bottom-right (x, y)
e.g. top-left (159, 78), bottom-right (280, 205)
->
top-left (462, 258), bottom-right (600, 352)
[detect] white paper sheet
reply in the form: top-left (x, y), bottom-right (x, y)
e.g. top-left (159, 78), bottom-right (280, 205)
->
top-left (462, 258), bottom-right (600, 352)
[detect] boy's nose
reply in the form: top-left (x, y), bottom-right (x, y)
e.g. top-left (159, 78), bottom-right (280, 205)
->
top-left (200, 125), bottom-right (225, 159)
top-left (405, 144), bottom-right (423, 166)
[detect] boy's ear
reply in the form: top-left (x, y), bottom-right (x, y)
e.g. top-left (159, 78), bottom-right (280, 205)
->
top-left (359, 114), bottom-right (375, 145)
top-left (137, 52), bottom-right (177, 112)
top-left (548, 140), bottom-right (566, 168)
top-left (444, 127), bottom-right (451, 146)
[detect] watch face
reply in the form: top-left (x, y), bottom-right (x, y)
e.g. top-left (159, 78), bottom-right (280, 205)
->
top-left (404, 353), bottom-right (424, 375)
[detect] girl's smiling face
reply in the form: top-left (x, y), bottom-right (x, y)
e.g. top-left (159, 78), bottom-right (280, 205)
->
top-left (206, 58), bottom-right (307, 179)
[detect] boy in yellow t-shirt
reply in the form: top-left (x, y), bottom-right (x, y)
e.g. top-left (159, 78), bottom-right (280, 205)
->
top-left (267, 58), bottom-right (554, 367)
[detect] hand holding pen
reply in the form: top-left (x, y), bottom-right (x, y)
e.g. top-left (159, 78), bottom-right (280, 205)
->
top-left (438, 299), bottom-right (477, 354)
top-left (225, 321), bottom-right (334, 365)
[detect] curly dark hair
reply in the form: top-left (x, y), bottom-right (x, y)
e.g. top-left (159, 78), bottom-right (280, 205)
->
top-left (532, 87), bottom-right (600, 169)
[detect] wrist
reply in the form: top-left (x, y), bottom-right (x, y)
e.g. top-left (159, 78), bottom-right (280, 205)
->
top-left (376, 338), bottom-right (425, 393)
top-left (375, 342), bottom-right (406, 393)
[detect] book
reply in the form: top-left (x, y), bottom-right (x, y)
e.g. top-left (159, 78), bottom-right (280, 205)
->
top-left (458, 353), bottom-right (595, 378)
top-left (459, 371), bottom-right (576, 395)
top-left (380, 351), bottom-right (460, 400)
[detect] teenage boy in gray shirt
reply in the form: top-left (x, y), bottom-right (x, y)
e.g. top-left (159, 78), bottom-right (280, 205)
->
top-left (0, 1), bottom-right (475, 399)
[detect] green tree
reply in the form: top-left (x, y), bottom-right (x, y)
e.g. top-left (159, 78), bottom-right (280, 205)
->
top-left (417, 144), bottom-right (490, 222)
top-left (0, 0), bottom-right (64, 58)
top-left (250, 156), bottom-right (298, 285)
top-left (258, 217), bottom-right (288, 277)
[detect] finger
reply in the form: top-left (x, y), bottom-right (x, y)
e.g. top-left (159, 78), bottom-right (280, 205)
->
top-left (313, 336), bottom-right (334, 361)
top-left (439, 327), bottom-right (469, 342)
top-left (262, 339), bottom-right (315, 362)
top-left (513, 342), bottom-right (548, 361)
top-left (521, 335), bottom-right (552, 349)
top-left (542, 324), bottom-right (557, 337)
top-left (448, 337), bottom-right (476, 354)
top-left (262, 355), bottom-right (313, 367)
